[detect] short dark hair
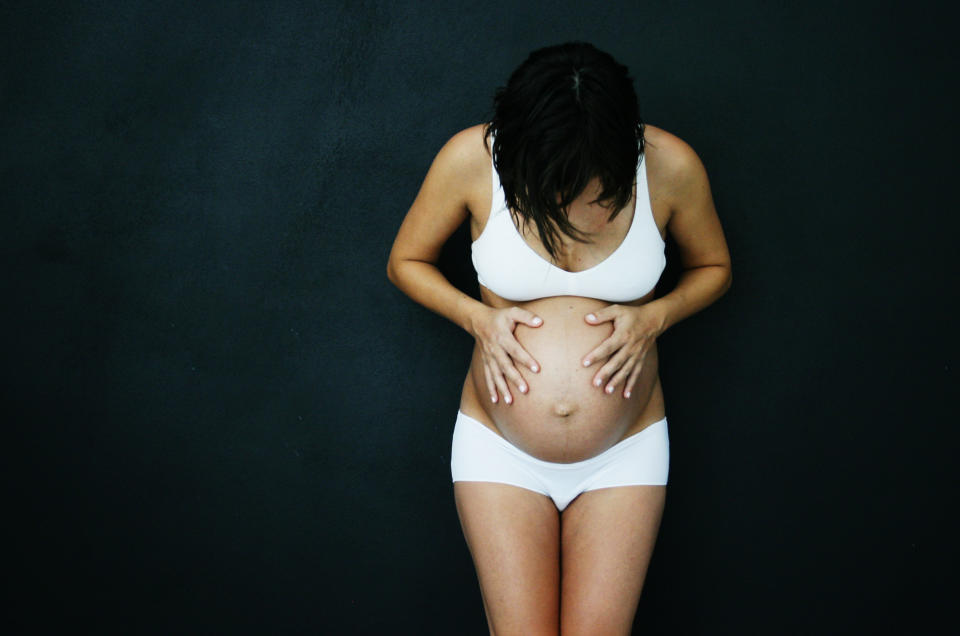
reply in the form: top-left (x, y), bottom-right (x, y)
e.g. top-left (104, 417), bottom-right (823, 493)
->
top-left (483, 42), bottom-right (645, 261)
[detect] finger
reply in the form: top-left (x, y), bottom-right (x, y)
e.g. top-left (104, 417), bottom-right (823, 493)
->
top-left (489, 359), bottom-right (514, 405)
top-left (510, 307), bottom-right (543, 328)
top-left (505, 339), bottom-right (540, 373)
top-left (623, 360), bottom-right (644, 399)
top-left (584, 305), bottom-right (619, 325)
top-left (482, 360), bottom-right (498, 404)
top-left (582, 335), bottom-right (621, 368)
top-left (495, 350), bottom-right (528, 395)
top-left (604, 355), bottom-right (636, 395)
top-left (593, 348), bottom-right (631, 392)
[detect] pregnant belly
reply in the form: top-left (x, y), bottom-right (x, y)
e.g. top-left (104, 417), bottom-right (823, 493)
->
top-left (468, 296), bottom-right (661, 463)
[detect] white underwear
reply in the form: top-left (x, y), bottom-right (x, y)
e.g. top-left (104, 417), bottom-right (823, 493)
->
top-left (450, 410), bottom-right (669, 511)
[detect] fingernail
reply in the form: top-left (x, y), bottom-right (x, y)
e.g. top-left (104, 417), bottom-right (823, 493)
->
top-left (606, 385), bottom-right (614, 394)
top-left (624, 390), bottom-right (631, 398)
top-left (505, 395), bottom-right (512, 404)
top-left (594, 378), bottom-right (602, 387)
top-left (491, 395), bottom-right (497, 403)
top-left (531, 364), bottom-right (538, 372)
top-left (587, 313), bottom-right (597, 321)
top-left (583, 359), bottom-right (591, 367)
top-left (520, 384), bottom-right (527, 393)
top-left (532, 317), bottom-right (542, 325)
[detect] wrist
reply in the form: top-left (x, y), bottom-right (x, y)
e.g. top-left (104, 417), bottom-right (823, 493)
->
top-left (460, 296), bottom-right (490, 338)
top-left (646, 298), bottom-right (674, 337)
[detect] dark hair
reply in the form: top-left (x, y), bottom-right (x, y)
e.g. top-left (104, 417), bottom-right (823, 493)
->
top-left (483, 42), bottom-right (645, 261)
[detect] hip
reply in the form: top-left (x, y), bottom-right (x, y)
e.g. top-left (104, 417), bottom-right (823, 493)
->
top-left (450, 408), bottom-right (669, 510)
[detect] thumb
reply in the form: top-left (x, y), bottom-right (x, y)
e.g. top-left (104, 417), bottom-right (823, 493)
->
top-left (510, 307), bottom-right (543, 327)
top-left (585, 305), bottom-right (616, 324)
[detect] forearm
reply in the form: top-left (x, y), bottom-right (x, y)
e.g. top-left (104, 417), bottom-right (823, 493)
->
top-left (649, 264), bottom-right (732, 335)
top-left (387, 259), bottom-right (488, 337)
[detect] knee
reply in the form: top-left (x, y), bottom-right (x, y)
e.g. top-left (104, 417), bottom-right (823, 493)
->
top-left (561, 605), bottom-right (636, 636)
top-left (486, 613), bottom-right (559, 636)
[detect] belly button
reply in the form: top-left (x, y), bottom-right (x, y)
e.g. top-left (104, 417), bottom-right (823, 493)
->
top-left (553, 401), bottom-right (577, 417)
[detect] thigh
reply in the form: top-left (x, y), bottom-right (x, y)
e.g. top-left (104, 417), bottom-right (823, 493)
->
top-left (559, 485), bottom-right (667, 636)
top-left (454, 482), bottom-right (561, 636)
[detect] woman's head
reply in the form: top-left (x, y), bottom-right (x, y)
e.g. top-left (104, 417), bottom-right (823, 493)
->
top-left (484, 42), bottom-right (644, 260)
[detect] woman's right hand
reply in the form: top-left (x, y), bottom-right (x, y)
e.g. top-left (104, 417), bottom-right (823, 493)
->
top-left (470, 306), bottom-right (543, 405)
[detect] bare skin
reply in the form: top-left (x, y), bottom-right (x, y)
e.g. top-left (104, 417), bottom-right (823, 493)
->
top-left (454, 482), bottom-right (666, 635)
top-left (388, 123), bottom-right (731, 634)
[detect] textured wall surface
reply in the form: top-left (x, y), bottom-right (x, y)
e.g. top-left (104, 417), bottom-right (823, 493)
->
top-left (3, 1), bottom-right (955, 633)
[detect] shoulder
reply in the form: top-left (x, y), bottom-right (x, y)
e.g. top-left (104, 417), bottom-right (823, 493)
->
top-left (426, 124), bottom-right (491, 217)
top-left (642, 124), bottom-right (710, 201)
top-left (432, 123), bottom-right (491, 181)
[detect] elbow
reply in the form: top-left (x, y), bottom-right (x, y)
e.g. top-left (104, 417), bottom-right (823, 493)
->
top-left (386, 259), bottom-right (398, 286)
top-left (386, 255), bottom-right (408, 287)
top-left (722, 265), bottom-right (732, 294)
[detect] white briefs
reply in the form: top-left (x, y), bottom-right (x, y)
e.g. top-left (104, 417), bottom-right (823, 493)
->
top-left (450, 410), bottom-right (669, 511)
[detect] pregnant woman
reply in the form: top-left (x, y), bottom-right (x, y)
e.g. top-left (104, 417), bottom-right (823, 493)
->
top-left (387, 42), bottom-right (732, 635)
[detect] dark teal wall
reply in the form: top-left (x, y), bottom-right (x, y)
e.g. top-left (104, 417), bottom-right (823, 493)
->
top-left (3, 1), bottom-right (954, 633)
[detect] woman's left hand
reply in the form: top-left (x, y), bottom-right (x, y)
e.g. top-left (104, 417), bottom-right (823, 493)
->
top-left (581, 303), bottom-right (667, 398)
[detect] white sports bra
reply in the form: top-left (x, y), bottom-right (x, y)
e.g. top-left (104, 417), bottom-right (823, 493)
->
top-left (471, 145), bottom-right (666, 302)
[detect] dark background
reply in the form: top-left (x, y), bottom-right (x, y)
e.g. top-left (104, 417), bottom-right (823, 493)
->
top-left (3, 1), bottom-right (955, 633)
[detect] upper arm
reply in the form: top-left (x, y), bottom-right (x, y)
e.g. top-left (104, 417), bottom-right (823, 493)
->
top-left (388, 126), bottom-right (486, 270)
top-left (660, 135), bottom-right (732, 274)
